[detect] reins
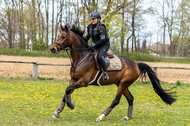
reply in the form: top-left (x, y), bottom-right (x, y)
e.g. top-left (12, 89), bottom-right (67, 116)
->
top-left (54, 30), bottom-right (94, 73)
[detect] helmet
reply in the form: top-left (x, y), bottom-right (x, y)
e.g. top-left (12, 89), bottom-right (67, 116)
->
top-left (90, 11), bottom-right (101, 19)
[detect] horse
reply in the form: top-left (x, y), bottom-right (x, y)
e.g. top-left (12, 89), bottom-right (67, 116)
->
top-left (50, 25), bottom-right (176, 121)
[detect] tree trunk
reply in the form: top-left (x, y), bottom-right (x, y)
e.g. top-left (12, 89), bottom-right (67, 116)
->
top-left (127, 35), bottom-right (132, 52)
top-left (7, 8), bottom-right (13, 48)
top-left (51, 0), bottom-right (54, 44)
top-left (121, 4), bottom-right (125, 53)
top-left (162, 1), bottom-right (166, 56)
top-left (131, 0), bottom-right (136, 53)
top-left (45, 0), bottom-right (49, 48)
top-left (32, 0), bottom-right (37, 50)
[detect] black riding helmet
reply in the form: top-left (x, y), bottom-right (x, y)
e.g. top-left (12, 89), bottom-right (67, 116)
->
top-left (90, 11), bottom-right (101, 19)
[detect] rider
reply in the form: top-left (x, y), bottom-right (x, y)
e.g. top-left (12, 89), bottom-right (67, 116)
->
top-left (85, 11), bottom-right (110, 80)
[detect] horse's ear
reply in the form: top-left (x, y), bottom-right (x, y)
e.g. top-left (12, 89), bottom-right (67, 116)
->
top-left (60, 24), bottom-right (64, 30)
top-left (65, 25), bottom-right (69, 32)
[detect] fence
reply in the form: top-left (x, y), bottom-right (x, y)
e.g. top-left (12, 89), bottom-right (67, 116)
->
top-left (0, 60), bottom-right (190, 80)
top-left (0, 60), bottom-right (70, 80)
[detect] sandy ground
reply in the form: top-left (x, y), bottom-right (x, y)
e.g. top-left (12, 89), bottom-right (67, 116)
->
top-left (0, 55), bottom-right (189, 83)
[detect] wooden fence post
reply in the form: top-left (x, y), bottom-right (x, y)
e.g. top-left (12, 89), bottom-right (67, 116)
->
top-left (33, 62), bottom-right (38, 80)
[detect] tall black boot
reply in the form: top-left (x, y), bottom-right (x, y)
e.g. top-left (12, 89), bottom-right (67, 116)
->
top-left (100, 56), bottom-right (109, 80)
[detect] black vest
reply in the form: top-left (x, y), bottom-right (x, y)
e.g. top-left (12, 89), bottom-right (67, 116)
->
top-left (89, 23), bottom-right (106, 43)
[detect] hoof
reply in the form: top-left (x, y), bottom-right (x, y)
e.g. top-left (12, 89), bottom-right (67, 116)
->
top-left (95, 118), bottom-right (101, 122)
top-left (52, 111), bottom-right (60, 119)
top-left (67, 102), bottom-right (75, 110)
top-left (95, 114), bottom-right (105, 122)
top-left (122, 116), bottom-right (131, 121)
top-left (52, 115), bottom-right (58, 119)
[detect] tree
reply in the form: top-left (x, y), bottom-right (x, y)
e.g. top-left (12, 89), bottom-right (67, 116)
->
top-left (141, 39), bottom-right (147, 53)
top-left (162, 0), bottom-right (166, 56)
top-left (120, 0), bottom-right (125, 53)
top-left (18, 0), bottom-right (25, 49)
top-left (165, 0), bottom-right (175, 56)
top-left (126, 0), bottom-right (144, 52)
top-left (173, 0), bottom-right (190, 56)
top-left (51, 0), bottom-right (54, 44)
top-left (0, 1), bottom-right (15, 48)
top-left (45, 0), bottom-right (49, 48)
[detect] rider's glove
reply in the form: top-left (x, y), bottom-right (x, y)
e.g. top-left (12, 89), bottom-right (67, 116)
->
top-left (91, 44), bottom-right (95, 48)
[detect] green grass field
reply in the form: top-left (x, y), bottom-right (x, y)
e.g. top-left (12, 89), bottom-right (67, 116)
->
top-left (0, 78), bottom-right (189, 126)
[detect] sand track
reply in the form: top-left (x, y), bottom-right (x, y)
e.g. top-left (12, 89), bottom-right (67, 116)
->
top-left (0, 55), bottom-right (189, 83)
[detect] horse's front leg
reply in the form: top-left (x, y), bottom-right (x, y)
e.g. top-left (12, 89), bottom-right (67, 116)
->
top-left (52, 79), bottom-right (86, 119)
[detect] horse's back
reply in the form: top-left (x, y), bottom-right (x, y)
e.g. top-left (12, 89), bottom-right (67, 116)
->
top-left (118, 56), bottom-right (138, 68)
top-left (118, 56), bottom-right (140, 82)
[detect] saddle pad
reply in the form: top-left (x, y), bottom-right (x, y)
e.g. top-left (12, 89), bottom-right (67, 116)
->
top-left (107, 55), bottom-right (122, 71)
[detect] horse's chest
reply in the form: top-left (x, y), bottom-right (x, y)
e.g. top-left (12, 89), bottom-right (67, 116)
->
top-left (70, 68), bottom-right (84, 80)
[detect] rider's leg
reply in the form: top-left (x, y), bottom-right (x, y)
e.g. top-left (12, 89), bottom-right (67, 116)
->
top-left (98, 44), bottom-right (110, 80)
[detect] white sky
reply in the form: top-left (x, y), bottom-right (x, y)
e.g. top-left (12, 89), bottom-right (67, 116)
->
top-left (141, 0), bottom-right (181, 45)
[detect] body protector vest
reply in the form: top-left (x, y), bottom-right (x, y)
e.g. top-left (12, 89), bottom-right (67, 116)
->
top-left (88, 23), bottom-right (109, 44)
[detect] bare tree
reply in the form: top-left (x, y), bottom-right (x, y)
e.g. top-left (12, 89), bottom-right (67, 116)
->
top-left (4, 1), bottom-right (13, 48)
top-left (165, 0), bottom-right (175, 56)
top-left (18, 0), bottom-right (25, 49)
top-left (45, 0), bottom-right (49, 48)
top-left (162, 0), bottom-right (166, 56)
top-left (120, 0), bottom-right (125, 53)
top-left (51, 0), bottom-right (54, 44)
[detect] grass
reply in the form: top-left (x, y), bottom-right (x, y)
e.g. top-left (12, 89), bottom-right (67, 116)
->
top-left (0, 77), bottom-right (189, 126)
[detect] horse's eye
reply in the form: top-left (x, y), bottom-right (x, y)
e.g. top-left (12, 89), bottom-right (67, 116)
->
top-left (62, 36), bottom-right (65, 39)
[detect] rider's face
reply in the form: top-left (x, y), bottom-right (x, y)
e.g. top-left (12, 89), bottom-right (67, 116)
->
top-left (91, 18), bottom-right (98, 24)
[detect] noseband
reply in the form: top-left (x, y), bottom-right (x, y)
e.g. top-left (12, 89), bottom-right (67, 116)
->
top-left (54, 31), bottom-right (70, 50)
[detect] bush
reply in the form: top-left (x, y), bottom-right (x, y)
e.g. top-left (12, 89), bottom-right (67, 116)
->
top-left (0, 48), bottom-right (68, 58)
top-left (176, 80), bottom-right (182, 86)
top-left (118, 52), bottom-right (161, 62)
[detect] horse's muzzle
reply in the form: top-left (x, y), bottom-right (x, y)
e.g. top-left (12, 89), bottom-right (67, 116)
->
top-left (50, 48), bottom-right (57, 54)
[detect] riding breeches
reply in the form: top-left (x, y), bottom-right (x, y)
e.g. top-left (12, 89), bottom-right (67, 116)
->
top-left (97, 43), bottom-right (110, 72)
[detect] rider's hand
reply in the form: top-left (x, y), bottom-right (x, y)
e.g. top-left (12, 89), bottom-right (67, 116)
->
top-left (91, 44), bottom-right (95, 48)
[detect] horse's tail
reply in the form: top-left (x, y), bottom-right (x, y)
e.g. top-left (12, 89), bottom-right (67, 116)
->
top-left (137, 62), bottom-right (176, 105)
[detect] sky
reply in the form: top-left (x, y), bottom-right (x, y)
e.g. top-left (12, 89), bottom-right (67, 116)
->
top-left (141, 0), bottom-right (181, 46)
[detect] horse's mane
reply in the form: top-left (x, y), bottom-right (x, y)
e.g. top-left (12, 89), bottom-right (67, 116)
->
top-left (70, 25), bottom-right (89, 48)
top-left (71, 25), bottom-right (85, 37)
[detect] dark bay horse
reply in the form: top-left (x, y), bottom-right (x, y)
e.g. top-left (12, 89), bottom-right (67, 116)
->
top-left (50, 25), bottom-right (176, 121)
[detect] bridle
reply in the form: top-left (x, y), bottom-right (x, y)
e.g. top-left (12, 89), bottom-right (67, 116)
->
top-left (53, 30), bottom-right (70, 51)
top-left (53, 30), bottom-right (93, 73)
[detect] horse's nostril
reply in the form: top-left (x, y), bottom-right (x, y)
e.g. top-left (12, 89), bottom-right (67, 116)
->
top-left (50, 48), bottom-right (56, 53)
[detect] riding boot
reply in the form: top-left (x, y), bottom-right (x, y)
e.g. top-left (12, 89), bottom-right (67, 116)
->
top-left (100, 56), bottom-right (109, 80)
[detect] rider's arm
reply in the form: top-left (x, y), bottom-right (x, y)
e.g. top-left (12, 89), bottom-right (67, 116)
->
top-left (94, 24), bottom-right (107, 48)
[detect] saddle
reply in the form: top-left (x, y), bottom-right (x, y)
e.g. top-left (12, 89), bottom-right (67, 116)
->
top-left (88, 50), bottom-right (122, 86)
top-left (94, 50), bottom-right (122, 71)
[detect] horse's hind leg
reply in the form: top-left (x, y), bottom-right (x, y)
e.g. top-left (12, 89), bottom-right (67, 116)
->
top-left (95, 85), bottom-right (126, 122)
top-left (122, 88), bottom-right (134, 120)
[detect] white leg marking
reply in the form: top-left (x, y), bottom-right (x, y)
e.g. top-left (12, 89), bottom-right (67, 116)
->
top-left (95, 114), bottom-right (105, 122)
top-left (122, 116), bottom-right (130, 121)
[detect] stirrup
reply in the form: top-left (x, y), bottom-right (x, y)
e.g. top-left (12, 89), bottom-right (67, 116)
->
top-left (104, 72), bottom-right (109, 80)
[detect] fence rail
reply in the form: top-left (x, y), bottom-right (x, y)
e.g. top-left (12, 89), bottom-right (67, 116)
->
top-left (0, 60), bottom-right (71, 80)
top-left (0, 60), bottom-right (190, 80)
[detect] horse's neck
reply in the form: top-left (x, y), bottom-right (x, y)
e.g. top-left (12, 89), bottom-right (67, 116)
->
top-left (70, 34), bottom-right (90, 65)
